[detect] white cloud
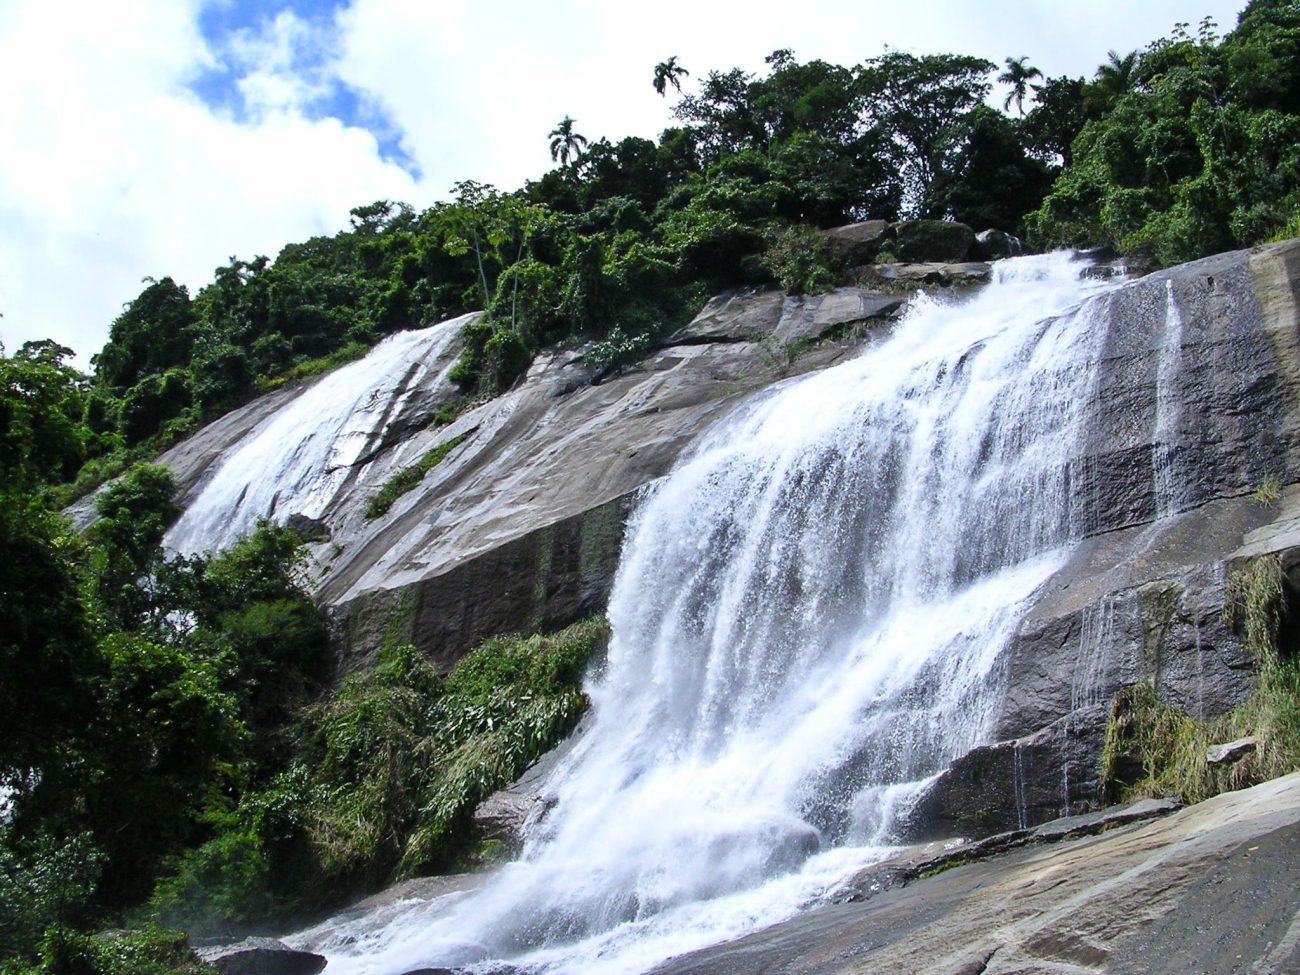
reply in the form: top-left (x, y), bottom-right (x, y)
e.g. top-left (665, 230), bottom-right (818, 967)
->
top-left (227, 9), bottom-right (335, 117)
top-left (0, 0), bottom-right (416, 363)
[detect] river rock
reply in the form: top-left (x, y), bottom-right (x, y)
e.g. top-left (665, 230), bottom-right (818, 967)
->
top-left (195, 938), bottom-right (326, 975)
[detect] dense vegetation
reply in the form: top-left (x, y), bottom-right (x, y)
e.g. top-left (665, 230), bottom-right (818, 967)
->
top-left (0, 453), bottom-right (606, 968)
top-left (4, 1), bottom-right (1300, 970)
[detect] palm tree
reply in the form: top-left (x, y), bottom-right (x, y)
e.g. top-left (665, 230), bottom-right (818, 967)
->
top-left (653, 56), bottom-right (690, 97)
top-left (1092, 49), bottom-right (1139, 105)
top-left (548, 116), bottom-right (588, 167)
top-left (998, 55), bottom-right (1043, 115)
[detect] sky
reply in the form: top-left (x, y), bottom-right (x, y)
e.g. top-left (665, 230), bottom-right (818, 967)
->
top-left (0, 0), bottom-right (1252, 365)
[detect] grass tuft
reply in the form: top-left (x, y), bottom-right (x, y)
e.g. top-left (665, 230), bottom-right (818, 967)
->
top-left (365, 431), bottom-right (472, 520)
top-left (1101, 555), bottom-right (1299, 804)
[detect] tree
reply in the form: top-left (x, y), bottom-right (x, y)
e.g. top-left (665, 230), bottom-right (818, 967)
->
top-left (0, 493), bottom-right (95, 788)
top-left (0, 343), bottom-right (89, 491)
top-left (999, 55), bottom-right (1043, 115)
top-left (548, 116), bottom-right (588, 167)
top-left (90, 464), bottom-right (178, 631)
top-left (1023, 75), bottom-right (1088, 165)
top-left (91, 278), bottom-right (197, 393)
top-left (927, 106), bottom-right (1053, 231)
top-left (857, 51), bottom-right (997, 216)
top-left (1089, 49), bottom-right (1140, 110)
top-left (653, 56), bottom-right (690, 96)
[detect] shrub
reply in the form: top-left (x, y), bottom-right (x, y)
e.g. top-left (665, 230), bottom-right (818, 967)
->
top-left (761, 224), bottom-right (836, 295)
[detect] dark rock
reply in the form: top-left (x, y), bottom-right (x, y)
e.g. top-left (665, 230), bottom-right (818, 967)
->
top-left (904, 704), bottom-right (1110, 840)
top-left (971, 228), bottom-right (1023, 260)
top-left (823, 220), bottom-right (893, 265)
top-left (1206, 736), bottom-right (1258, 764)
top-left (285, 513), bottom-right (330, 542)
top-left (861, 261), bottom-right (990, 288)
top-left (195, 938), bottom-right (326, 975)
top-left (892, 220), bottom-right (975, 262)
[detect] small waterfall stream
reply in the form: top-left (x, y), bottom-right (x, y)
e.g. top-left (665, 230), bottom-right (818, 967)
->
top-left (165, 313), bottom-right (470, 556)
top-left (308, 254), bottom-right (1128, 975)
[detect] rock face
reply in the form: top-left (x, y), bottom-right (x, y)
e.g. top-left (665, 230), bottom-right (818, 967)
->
top-left (148, 279), bottom-right (910, 674)
top-left (907, 241), bottom-right (1300, 835)
top-left (654, 772), bottom-right (1300, 975)
top-left (147, 240), bottom-right (1300, 843)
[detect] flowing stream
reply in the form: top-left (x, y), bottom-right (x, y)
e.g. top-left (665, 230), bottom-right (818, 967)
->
top-left (300, 253), bottom-right (1128, 975)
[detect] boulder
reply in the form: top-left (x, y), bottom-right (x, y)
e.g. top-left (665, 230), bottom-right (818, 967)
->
top-left (892, 220), bottom-right (975, 262)
top-left (822, 220), bottom-right (893, 265)
top-left (971, 228), bottom-right (1023, 260)
top-left (472, 790), bottom-right (540, 841)
top-left (195, 938), bottom-right (326, 975)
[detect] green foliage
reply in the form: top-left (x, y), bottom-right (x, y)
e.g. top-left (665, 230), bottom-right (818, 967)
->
top-left (0, 833), bottom-right (103, 959)
top-left (762, 223), bottom-right (836, 294)
top-left (926, 107), bottom-right (1054, 233)
top-left (92, 279), bottom-right (197, 394)
top-left (0, 343), bottom-right (90, 493)
top-left (151, 619), bottom-right (608, 930)
top-left (1030, 2), bottom-right (1300, 262)
top-left (583, 327), bottom-right (655, 376)
top-left (90, 465), bottom-right (178, 631)
top-left (856, 51), bottom-right (997, 216)
top-left (0, 495), bottom-right (94, 784)
top-left (365, 431), bottom-right (473, 520)
top-left (149, 830), bottom-right (272, 935)
top-left (20, 926), bottom-right (215, 975)
top-left (77, 634), bottom-right (247, 904)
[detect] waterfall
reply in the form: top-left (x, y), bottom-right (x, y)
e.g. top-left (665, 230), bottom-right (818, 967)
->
top-left (165, 315), bottom-right (470, 556)
top-left (306, 254), bottom-right (1125, 974)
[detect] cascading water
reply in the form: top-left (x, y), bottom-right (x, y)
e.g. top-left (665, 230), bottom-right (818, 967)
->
top-left (165, 314), bottom-right (471, 556)
top-left (306, 254), bottom-right (1126, 975)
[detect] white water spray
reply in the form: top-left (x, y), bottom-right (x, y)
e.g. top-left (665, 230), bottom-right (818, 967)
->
top-left (165, 316), bottom-right (470, 556)
top-left (308, 254), bottom-right (1126, 975)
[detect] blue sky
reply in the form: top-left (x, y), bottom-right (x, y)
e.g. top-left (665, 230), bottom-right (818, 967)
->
top-left (0, 0), bottom-right (1253, 363)
top-left (189, 0), bottom-right (417, 172)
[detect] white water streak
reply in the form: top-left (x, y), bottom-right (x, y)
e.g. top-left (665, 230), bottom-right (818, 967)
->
top-left (165, 316), bottom-right (470, 556)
